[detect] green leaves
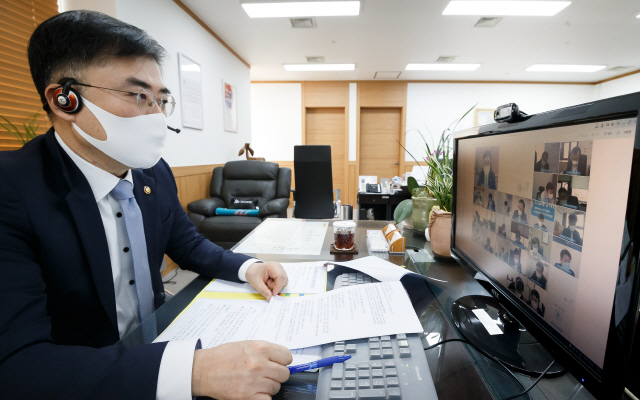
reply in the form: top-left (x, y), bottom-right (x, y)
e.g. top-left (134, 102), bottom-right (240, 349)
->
top-left (400, 104), bottom-right (477, 213)
top-left (0, 112), bottom-right (40, 146)
top-left (407, 176), bottom-right (419, 194)
top-left (394, 199), bottom-right (413, 224)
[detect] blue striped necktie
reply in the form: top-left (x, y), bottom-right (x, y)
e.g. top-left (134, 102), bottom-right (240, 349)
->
top-left (110, 180), bottom-right (155, 321)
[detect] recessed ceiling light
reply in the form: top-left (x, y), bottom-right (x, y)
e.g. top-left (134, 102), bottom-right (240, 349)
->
top-left (284, 63), bottom-right (355, 71)
top-left (406, 63), bottom-right (481, 71)
top-left (474, 17), bottom-right (502, 27)
top-left (242, 1), bottom-right (360, 18)
top-left (526, 64), bottom-right (606, 72)
top-left (443, 1), bottom-right (571, 16)
top-left (436, 56), bottom-right (457, 62)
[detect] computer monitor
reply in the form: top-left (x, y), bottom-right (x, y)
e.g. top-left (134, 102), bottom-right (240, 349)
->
top-left (451, 93), bottom-right (640, 399)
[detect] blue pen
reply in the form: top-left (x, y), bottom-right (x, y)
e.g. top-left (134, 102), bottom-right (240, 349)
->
top-left (288, 355), bottom-right (352, 374)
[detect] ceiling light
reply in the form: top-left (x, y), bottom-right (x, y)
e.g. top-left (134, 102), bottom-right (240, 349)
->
top-left (636, 13), bottom-right (640, 18)
top-left (474, 17), bottom-right (502, 27)
top-left (406, 63), bottom-right (481, 71)
top-left (284, 63), bottom-right (355, 71)
top-left (306, 56), bottom-right (325, 63)
top-left (436, 56), bottom-right (457, 62)
top-left (526, 64), bottom-right (606, 72)
top-left (443, 1), bottom-right (571, 16)
top-left (242, 1), bottom-right (360, 18)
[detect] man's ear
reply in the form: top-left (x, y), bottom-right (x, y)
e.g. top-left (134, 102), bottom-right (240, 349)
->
top-left (44, 83), bottom-right (77, 123)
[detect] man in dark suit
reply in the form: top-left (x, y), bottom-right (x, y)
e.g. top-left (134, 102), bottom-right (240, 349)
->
top-left (563, 146), bottom-right (588, 176)
top-left (534, 151), bottom-right (550, 172)
top-left (561, 213), bottom-right (583, 245)
top-left (0, 11), bottom-right (291, 400)
top-left (477, 150), bottom-right (497, 189)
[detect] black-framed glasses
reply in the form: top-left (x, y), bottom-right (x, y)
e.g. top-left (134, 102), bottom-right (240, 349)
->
top-left (73, 82), bottom-right (176, 117)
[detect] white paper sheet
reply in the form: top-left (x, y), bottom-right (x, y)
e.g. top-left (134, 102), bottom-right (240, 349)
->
top-left (233, 219), bottom-right (329, 255)
top-left (155, 281), bottom-right (422, 350)
top-left (290, 346), bottom-right (323, 367)
top-left (336, 256), bottom-right (417, 282)
top-left (205, 262), bottom-right (327, 294)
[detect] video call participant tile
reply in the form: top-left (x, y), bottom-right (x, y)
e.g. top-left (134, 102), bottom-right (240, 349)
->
top-left (508, 242), bottom-right (529, 274)
top-left (496, 213), bottom-right (509, 238)
top-left (553, 208), bottom-right (586, 246)
top-left (556, 175), bottom-right (589, 212)
top-left (558, 141), bottom-right (592, 177)
top-left (533, 142), bottom-right (560, 174)
top-left (473, 186), bottom-right (485, 206)
top-left (505, 272), bottom-right (547, 317)
top-left (510, 220), bottom-right (530, 250)
top-left (495, 236), bottom-right (511, 265)
top-left (532, 172), bottom-right (558, 204)
top-left (531, 200), bottom-right (555, 232)
top-left (485, 189), bottom-right (497, 211)
top-left (511, 195), bottom-right (532, 225)
top-left (550, 238), bottom-right (582, 278)
top-left (482, 231), bottom-right (497, 255)
top-left (497, 191), bottom-right (513, 217)
top-left (475, 146), bottom-right (499, 190)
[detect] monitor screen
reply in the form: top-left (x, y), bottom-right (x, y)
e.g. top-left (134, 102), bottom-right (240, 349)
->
top-left (454, 116), bottom-right (637, 376)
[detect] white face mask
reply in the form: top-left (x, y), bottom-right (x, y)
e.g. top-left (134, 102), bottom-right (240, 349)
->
top-left (569, 225), bottom-right (576, 232)
top-left (532, 300), bottom-right (539, 309)
top-left (559, 200), bottom-right (567, 206)
top-left (483, 165), bottom-right (490, 175)
top-left (72, 97), bottom-right (168, 169)
top-left (562, 262), bottom-right (571, 271)
top-left (514, 257), bottom-right (520, 264)
top-left (532, 246), bottom-right (538, 253)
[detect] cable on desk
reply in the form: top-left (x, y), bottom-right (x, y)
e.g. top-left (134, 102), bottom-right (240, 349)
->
top-left (162, 268), bottom-right (178, 284)
top-left (425, 338), bottom-right (562, 400)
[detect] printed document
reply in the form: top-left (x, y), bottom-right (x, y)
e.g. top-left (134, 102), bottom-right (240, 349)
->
top-left (205, 262), bottom-right (326, 294)
top-left (155, 281), bottom-right (422, 350)
top-left (233, 219), bottom-right (328, 255)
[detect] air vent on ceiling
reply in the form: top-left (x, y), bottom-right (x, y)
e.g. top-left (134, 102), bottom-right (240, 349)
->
top-left (291, 18), bottom-right (315, 28)
top-left (608, 66), bottom-right (634, 71)
top-left (306, 56), bottom-right (325, 63)
top-left (436, 56), bottom-right (457, 63)
top-left (474, 17), bottom-right (502, 27)
top-left (374, 71), bottom-right (401, 79)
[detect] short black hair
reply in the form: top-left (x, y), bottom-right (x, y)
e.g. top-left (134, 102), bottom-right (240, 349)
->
top-left (561, 249), bottom-right (572, 260)
top-left (28, 10), bottom-right (167, 113)
top-left (571, 146), bottom-right (581, 155)
top-left (538, 213), bottom-right (544, 220)
top-left (531, 237), bottom-right (540, 247)
top-left (516, 279), bottom-right (524, 291)
top-left (569, 213), bottom-right (578, 224)
top-left (531, 289), bottom-right (540, 301)
top-left (546, 182), bottom-right (554, 191)
top-left (536, 262), bottom-right (544, 270)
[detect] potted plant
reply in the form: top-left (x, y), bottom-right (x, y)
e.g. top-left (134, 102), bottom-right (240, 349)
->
top-left (393, 106), bottom-right (475, 256)
top-left (0, 112), bottom-right (40, 146)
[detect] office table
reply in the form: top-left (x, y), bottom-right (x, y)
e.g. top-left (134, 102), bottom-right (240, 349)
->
top-left (118, 220), bottom-right (595, 400)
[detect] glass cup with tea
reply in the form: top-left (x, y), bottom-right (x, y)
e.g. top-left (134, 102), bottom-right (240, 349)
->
top-left (333, 221), bottom-right (356, 251)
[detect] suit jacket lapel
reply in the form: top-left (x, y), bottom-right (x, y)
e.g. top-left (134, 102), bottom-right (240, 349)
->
top-left (45, 131), bottom-right (119, 331)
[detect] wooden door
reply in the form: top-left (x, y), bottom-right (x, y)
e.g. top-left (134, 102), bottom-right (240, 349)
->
top-left (305, 107), bottom-right (346, 199)
top-left (359, 107), bottom-right (401, 181)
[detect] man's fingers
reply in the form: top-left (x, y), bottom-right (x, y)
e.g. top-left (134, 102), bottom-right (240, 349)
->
top-left (254, 280), bottom-right (272, 301)
top-left (263, 363), bottom-right (291, 383)
top-left (271, 275), bottom-right (287, 296)
top-left (253, 393), bottom-right (272, 400)
top-left (267, 345), bottom-right (293, 366)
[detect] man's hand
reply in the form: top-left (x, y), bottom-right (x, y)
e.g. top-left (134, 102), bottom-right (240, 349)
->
top-left (192, 341), bottom-right (292, 400)
top-left (246, 262), bottom-right (288, 301)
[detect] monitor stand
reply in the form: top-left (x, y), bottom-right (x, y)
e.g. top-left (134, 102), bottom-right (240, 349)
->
top-left (451, 295), bottom-right (565, 377)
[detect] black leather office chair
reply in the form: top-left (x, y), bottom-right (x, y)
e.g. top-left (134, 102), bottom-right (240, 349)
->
top-left (187, 161), bottom-right (291, 249)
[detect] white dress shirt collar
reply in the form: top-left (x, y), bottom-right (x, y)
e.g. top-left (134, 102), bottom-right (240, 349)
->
top-left (55, 132), bottom-right (134, 202)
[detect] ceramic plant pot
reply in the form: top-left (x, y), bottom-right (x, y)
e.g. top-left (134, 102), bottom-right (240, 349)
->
top-left (411, 197), bottom-right (437, 232)
top-left (428, 209), bottom-right (452, 258)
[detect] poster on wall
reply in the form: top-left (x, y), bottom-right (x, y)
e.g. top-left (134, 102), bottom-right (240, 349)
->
top-left (223, 81), bottom-right (238, 132)
top-left (178, 53), bottom-right (203, 130)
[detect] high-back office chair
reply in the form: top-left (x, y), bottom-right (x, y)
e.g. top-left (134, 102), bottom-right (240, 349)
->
top-left (292, 145), bottom-right (340, 219)
top-left (187, 161), bottom-right (291, 248)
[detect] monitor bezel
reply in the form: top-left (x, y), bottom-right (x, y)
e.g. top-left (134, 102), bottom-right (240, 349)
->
top-left (450, 92), bottom-right (640, 399)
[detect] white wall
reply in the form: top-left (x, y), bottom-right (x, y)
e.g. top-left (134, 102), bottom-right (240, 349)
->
top-left (63, 0), bottom-right (252, 167)
top-left (405, 83), bottom-right (598, 161)
top-left (594, 73), bottom-right (640, 100)
top-left (250, 83), bottom-right (301, 161)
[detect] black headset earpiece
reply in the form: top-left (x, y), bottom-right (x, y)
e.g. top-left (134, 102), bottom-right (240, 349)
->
top-left (53, 78), bottom-right (83, 114)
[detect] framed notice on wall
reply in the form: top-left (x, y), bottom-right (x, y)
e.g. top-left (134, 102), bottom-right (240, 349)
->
top-left (178, 53), bottom-right (203, 130)
top-left (223, 81), bottom-right (238, 132)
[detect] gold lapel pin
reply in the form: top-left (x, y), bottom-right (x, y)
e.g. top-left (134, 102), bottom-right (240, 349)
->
top-left (144, 186), bottom-right (151, 194)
